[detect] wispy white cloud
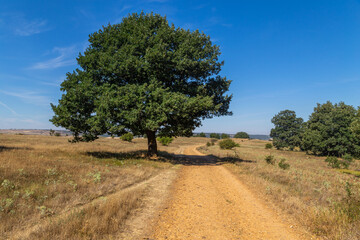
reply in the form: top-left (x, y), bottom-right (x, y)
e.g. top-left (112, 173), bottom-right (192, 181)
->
top-left (0, 12), bottom-right (50, 36)
top-left (14, 19), bottom-right (48, 36)
top-left (0, 101), bottom-right (18, 115)
top-left (0, 90), bottom-right (50, 106)
top-left (119, 5), bottom-right (132, 13)
top-left (30, 46), bottom-right (76, 70)
top-left (38, 76), bottom-right (65, 87)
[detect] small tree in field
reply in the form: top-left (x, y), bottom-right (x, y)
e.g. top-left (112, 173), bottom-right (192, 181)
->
top-left (221, 133), bottom-right (230, 139)
top-left (210, 133), bottom-right (221, 139)
top-left (199, 132), bottom-right (206, 137)
top-left (270, 110), bottom-right (303, 150)
top-left (49, 129), bottom-right (55, 136)
top-left (50, 12), bottom-right (232, 156)
top-left (234, 131), bottom-right (249, 139)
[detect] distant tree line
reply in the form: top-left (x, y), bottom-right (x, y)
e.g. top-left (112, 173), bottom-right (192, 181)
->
top-left (270, 101), bottom-right (360, 157)
top-left (195, 131), bottom-right (250, 139)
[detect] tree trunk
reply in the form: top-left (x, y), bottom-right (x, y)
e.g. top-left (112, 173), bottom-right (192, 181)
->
top-left (146, 130), bottom-right (158, 156)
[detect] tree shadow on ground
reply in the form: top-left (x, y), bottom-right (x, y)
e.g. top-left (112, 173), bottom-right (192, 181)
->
top-left (0, 146), bottom-right (33, 152)
top-left (86, 150), bottom-right (256, 166)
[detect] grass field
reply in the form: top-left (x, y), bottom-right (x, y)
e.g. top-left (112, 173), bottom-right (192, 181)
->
top-left (3, 134), bottom-right (360, 239)
top-left (0, 134), bottom-right (207, 239)
top-left (199, 138), bottom-right (360, 240)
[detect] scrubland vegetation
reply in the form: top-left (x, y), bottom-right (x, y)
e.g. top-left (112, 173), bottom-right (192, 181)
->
top-left (199, 139), bottom-right (360, 240)
top-left (0, 134), bottom-right (207, 239)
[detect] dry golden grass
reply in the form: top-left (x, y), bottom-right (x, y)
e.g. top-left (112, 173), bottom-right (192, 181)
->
top-left (199, 139), bottom-right (360, 240)
top-left (0, 134), bottom-right (208, 239)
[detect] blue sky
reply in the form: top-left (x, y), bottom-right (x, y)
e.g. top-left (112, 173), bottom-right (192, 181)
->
top-left (1, 0), bottom-right (360, 134)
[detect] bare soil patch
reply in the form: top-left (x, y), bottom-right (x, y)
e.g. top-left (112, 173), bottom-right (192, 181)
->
top-left (149, 145), bottom-right (313, 240)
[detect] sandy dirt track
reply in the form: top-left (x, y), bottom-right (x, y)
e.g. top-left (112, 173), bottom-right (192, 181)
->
top-left (148, 145), bottom-right (314, 240)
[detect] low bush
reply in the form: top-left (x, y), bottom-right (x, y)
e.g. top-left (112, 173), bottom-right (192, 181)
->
top-left (278, 158), bottom-right (290, 170)
top-left (210, 133), bottom-right (221, 139)
top-left (343, 154), bottom-right (353, 163)
top-left (219, 139), bottom-right (239, 149)
top-left (120, 133), bottom-right (133, 142)
top-left (157, 136), bottom-right (173, 146)
top-left (265, 155), bottom-right (275, 165)
top-left (265, 143), bottom-right (273, 149)
top-left (234, 131), bottom-right (250, 139)
top-left (199, 132), bottom-right (206, 137)
top-left (221, 133), bottom-right (230, 139)
top-left (206, 142), bottom-right (211, 147)
top-left (54, 132), bottom-right (61, 137)
top-left (325, 156), bottom-right (351, 169)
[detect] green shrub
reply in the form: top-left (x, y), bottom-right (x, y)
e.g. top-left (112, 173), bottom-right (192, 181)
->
top-left (325, 156), bottom-right (340, 168)
top-left (325, 156), bottom-right (351, 169)
top-left (206, 142), bottom-right (211, 147)
top-left (54, 132), bottom-right (61, 137)
top-left (265, 143), bottom-right (273, 149)
top-left (210, 139), bottom-right (217, 145)
top-left (120, 132), bottom-right (133, 142)
top-left (265, 155), bottom-right (275, 165)
top-left (199, 132), bottom-right (206, 137)
top-left (157, 136), bottom-right (173, 146)
top-left (210, 133), bottom-right (220, 139)
top-left (278, 158), bottom-right (290, 170)
top-left (219, 139), bottom-right (239, 149)
top-left (221, 133), bottom-right (230, 139)
top-left (234, 131), bottom-right (250, 139)
top-left (343, 154), bottom-right (353, 163)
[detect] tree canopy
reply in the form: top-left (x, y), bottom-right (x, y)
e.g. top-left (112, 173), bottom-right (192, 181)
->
top-left (270, 110), bottom-right (303, 150)
top-left (210, 133), bottom-right (221, 139)
top-left (221, 133), bottom-right (230, 139)
top-left (234, 131), bottom-right (249, 139)
top-left (50, 12), bottom-right (232, 155)
top-left (302, 101), bottom-right (360, 157)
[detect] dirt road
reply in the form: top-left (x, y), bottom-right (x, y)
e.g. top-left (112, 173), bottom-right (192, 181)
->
top-left (149, 145), bottom-right (312, 240)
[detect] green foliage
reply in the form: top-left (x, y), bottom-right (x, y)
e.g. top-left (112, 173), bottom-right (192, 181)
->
top-left (265, 143), bottom-right (273, 149)
top-left (325, 156), bottom-right (341, 168)
top-left (210, 133), bottom-right (221, 139)
top-left (87, 171), bottom-right (102, 183)
top-left (221, 133), bottom-right (230, 139)
top-left (54, 132), bottom-right (61, 137)
top-left (234, 131), bottom-right (249, 139)
top-left (265, 155), bottom-right (275, 165)
top-left (157, 136), bottom-right (173, 146)
top-left (49, 129), bottom-right (55, 136)
top-left (198, 132), bottom-right (206, 137)
top-left (1, 179), bottom-right (15, 190)
top-left (219, 139), bottom-right (239, 149)
top-left (325, 156), bottom-right (351, 169)
top-left (120, 132), bottom-right (133, 142)
top-left (343, 154), bottom-right (353, 163)
top-left (302, 102), bottom-right (359, 157)
top-left (278, 158), bottom-right (290, 170)
top-left (206, 142), bottom-right (211, 147)
top-left (270, 110), bottom-right (303, 150)
top-left (50, 12), bottom-right (232, 155)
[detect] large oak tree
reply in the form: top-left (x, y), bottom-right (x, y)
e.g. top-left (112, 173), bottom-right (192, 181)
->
top-left (50, 12), bottom-right (232, 155)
